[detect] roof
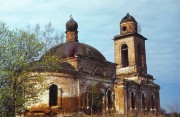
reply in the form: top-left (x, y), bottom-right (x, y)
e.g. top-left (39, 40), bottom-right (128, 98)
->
top-left (114, 33), bottom-right (147, 40)
top-left (66, 17), bottom-right (78, 31)
top-left (120, 13), bottom-right (137, 24)
top-left (25, 61), bottom-right (75, 72)
top-left (43, 42), bottom-right (106, 61)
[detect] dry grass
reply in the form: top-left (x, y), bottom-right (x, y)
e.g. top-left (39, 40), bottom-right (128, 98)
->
top-left (72, 112), bottom-right (180, 117)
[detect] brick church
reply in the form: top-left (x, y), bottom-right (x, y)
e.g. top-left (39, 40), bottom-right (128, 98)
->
top-left (26, 14), bottom-right (160, 116)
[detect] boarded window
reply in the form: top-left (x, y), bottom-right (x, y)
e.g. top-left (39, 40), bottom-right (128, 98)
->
top-left (121, 44), bottom-right (129, 67)
top-left (49, 84), bottom-right (58, 107)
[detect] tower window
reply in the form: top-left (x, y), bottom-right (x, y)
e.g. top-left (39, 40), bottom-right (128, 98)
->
top-left (121, 44), bottom-right (129, 67)
top-left (130, 92), bottom-right (136, 109)
top-left (49, 84), bottom-right (58, 107)
top-left (122, 26), bottom-right (127, 31)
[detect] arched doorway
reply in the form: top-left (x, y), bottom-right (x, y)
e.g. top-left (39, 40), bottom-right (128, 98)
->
top-left (106, 89), bottom-right (113, 111)
top-left (130, 92), bottom-right (136, 110)
top-left (85, 86), bottom-right (103, 115)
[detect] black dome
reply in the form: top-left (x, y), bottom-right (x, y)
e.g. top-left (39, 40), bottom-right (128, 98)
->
top-left (120, 13), bottom-right (137, 24)
top-left (44, 42), bottom-right (106, 61)
top-left (66, 17), bottom-right (78, 31)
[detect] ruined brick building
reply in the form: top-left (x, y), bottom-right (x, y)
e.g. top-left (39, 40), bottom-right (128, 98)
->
top-left (26, 14), bottom-right (160, 116)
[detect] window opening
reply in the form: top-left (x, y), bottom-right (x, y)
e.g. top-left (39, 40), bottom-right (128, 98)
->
top-left (151, 94), bottom-right (155, 109)
top-left (107, 90), bottom-right (112, 110)
top-left (131, 92), bottom-right (136, 109)
top-left (95, 69), bottom-right (103, 76)
top-left (121, 44), bottom-right (129, 67)
top-left (49, 84), bottom-right (58, 107)
top-left (141, 93), bottom-right (145, 110)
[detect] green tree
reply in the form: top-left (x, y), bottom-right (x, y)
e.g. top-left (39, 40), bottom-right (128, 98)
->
top-left (0, 22), bottom-right (63, 116)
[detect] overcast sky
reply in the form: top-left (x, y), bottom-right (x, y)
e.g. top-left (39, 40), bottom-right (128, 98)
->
top-left (0, 0), bottom-right (180, 112)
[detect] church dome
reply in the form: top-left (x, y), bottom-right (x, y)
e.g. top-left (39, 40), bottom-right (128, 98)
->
top-left (44, 42), bottom-right (106, 61)
top-left (120, 13), bottom-right (137, 24)
top-left (66, 17), bottom-right (78, 31)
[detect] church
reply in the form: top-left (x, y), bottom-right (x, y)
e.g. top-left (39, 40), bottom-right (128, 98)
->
top-left (26, 13), bottom-right (160, 116)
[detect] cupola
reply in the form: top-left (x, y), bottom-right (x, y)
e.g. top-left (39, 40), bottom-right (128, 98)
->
top-left (120, 13), bottom-right (138, 35)
top-left (66, 17), bottom-right (78, 31)
top-left (65, 16), bottom-right (78, 42)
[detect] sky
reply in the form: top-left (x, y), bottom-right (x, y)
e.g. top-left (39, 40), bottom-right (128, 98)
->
top-left (0, 0), bottom-right (180, 112)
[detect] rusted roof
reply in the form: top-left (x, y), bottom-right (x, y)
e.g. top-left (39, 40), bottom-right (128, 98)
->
top-left (45, 42), bottom-right (106, 61)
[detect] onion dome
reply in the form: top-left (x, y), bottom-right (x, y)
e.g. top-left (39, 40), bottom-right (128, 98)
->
top-left (66, 17), bottom-right (78, 31)
top-left (42, 17), bottom-right (106, 61)
top-left (120, 13), bottom-right (137, 24)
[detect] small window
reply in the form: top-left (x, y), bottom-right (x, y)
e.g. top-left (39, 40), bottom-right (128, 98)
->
top-left (141, 93), bottom-right (145, 110)
top-left (17, 85), bottom-right (24, 96)
top-left (16, 86), bottom-right (24, 105)
top-left (122, 26), bottom-right (127, 31)
top-left (49, 84), bottom-right (58, 107)
top-left (151, 93), bottom-right (155, 109)
top-left (121, 44), bottom-right (129, 67)
top-left (107, 90), bottom-right (113, 110)
top-left (130, 92), bottom-right (136, 109)
top-left (95, 69), bottom-right (103, 76)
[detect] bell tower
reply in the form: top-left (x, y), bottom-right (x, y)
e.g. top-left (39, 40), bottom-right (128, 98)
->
top-left (114, 13), bottom-right (147, 79)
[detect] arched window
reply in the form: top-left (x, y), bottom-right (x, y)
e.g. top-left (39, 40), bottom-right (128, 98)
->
top-left (137, 44), bottom-right (142, 66)
top-left (107, 90), bottom-right (113, 110)
top-left (141, 93), bottom-right (145, 110)
top-left (130, 92), bottom-right (136, 109)
top-left (121, 44), bottom-right (129, 67)
top-left (151, 93), bottom-right (155, 109)
top-left (17, 85), bottom-right (24, 96)
top-left (16, 85), bottom-right (24, 105)
top-left (95, 69), bottom-right (103, 76)
top-left (49, 84), bottom-right (58, 107)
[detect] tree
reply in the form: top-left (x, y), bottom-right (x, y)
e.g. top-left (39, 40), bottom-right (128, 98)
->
top-left (34, 22), bottom-right (64, 53)
top-left (0, 21), bottom-right (64, 116)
